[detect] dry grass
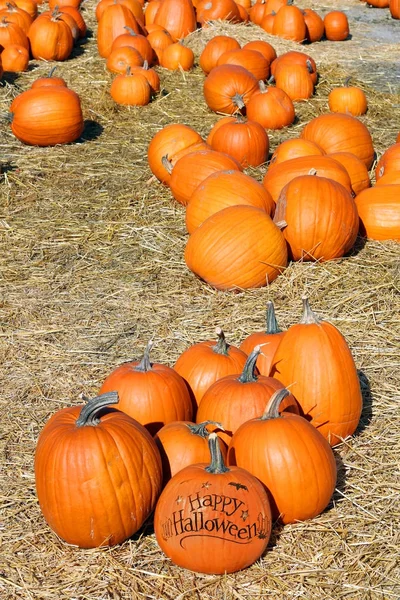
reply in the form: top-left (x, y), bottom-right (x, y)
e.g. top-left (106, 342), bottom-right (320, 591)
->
top-left (0, 0), bottom-right (399, 598)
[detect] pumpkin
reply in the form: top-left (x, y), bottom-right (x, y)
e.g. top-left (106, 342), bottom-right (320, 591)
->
top-left (206, 115), bottom-right (236, 145)
top-left (263, 155), bottom-right (353, 202)
top-left (196, 0), bottom-right (241, 25)
top-left (184, 205), bottom-right (288, 290)
top-left (270, 297), bottom-right (363, 446)
top-left (106, 45), bottom-right (144, 74)
top-left (355, 185), bottom-right (400, 241)
top-left (328, 79), bottom-right (368, 116)
top-left (153, 0), bottom-right (196, 41)
top-left (97, 3), bottom-right (143, 58)
top-left (99, 341), bottom-right (194, 435)
top-left (186, 169), bottom-right (275, 233)
top-left (302, 8), bottom-right (324, 42)
top-left (242, 39), bottom-right (276, 64)
top-left (129, 61), bottom-right (160, 94)
top-left (154, 420), bottom-right (227, 485)
top-left (199, 34), bottom-right (241, 74)
top-left (300, 112), bottom-right (375, 169)
top-left (154, 432), bottom-right (272, 574)
top-left (0, 3), bottom-right (33, 34)
top-left (110, 68), bottom-right (151, 105)
top-left (174, 327), bottom-right (248, 408)
top-left (144, 0), bottom-right (161, 26)
top-left (272, 4), bottom-right (306, 42)
top-left (273, 174), bottom-right (359, 261)
top-left (227, 389), bottom-right (337, 524)
top-left (260, 11), bottom-right (275, 34)
top-left (159, 40), bottom-right (194, 71)
top-left (0, 16), bottom-right (29, 50)
top-left (35, 392), bottom-right (162, 548)
top-left (246, 81), bottom-right (295, 130)
top-left (270, 138), bottom-right (325, 166)
top-left (96, 0), bottom-right (144, 22)
top-left (216, 48), bottom-right (270, 82)
top-left (196, 346), bottom-right (299, 446)
top-left (375, 143), bottom-right (400, 180)
top-left (324, 10), bottom-right (349, 41)
top-left (208, 115), bottom-right (269, 168)
top-left (147, 123), bottom-right (204, 185)
top-left (1, 43), bottom-right (29, 71)
top-left (274, 62), bottom-right (314, 102)
top-left (249, 0), bottom-right (269, 26)
top-left (10, 86), bottom-right (84, 146)
top-left (111, 28), bottom-right (154, 64)
top-left (271, 50), bottom-right (317, 85)
top-left (146, 26), bottom-right (173, 63)
top-left (14, 0), bottom-right (37, 19)
top-left (390, 0), bottom-right (400, 18)
top-left (58, 5), bottom-right (87, 38)
top-left (30, 67), bottom-right (67, 88)
top-left (203, 64), bottom-right (259, 115)
top-left (327, 151), bottom-right (370, 195)
top-left (28, 8), bottom-right (74, 60)
top-left (165, 149), bottom-right (242, 206)
top-left (239, 300), bottom-right (285, 376)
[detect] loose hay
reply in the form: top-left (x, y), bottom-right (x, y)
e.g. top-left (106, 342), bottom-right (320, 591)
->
top-left (0, 0), bottom-right (399, 598)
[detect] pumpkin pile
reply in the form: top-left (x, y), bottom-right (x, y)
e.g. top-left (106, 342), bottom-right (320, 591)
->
top-left (35, 297), bottom-right (365, 574)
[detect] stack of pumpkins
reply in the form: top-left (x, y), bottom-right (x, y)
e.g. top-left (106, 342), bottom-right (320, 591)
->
top-left (35, 298), bottom-right (362, 574)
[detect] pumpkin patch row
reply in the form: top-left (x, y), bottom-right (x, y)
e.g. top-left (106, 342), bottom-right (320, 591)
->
top-left (35, 297), bottom-right (360, 573)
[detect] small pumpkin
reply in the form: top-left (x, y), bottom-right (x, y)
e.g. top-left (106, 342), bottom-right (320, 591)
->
top-left (110, 67), bottom-right (151, 105)
top-left (159, 40), bottom-right (194, 71)
top-left (199, 34), bottom-right (241, 74)
top-left (28, 7), bottom-right (74, 60)
top-left (302, 8), bottom-right (324, 42)
top-left (154, 432), bottom-right (272, 574)
top-left (328, 78), bottom-right (368, 116)
top-left (203, 63), bottom-right (259, 115)
top-left (35, 392), bottom-right (162, 548)
top-left (324, 10), bottom-right (349, 41)
top-left (246, 81), bottom-right (295, 130)
top-left (272, 4), bottom-right (306, 42)
top-left (1, 42), bottom-right (29, 71)
top-left (208, 115), bottom-right (269, 168)
top-left (270, 138), bottom-right (325, 166)
top-left (228, 389), bottom-right (337, 524)
top-left (106, 45), bottom-right (144, 74)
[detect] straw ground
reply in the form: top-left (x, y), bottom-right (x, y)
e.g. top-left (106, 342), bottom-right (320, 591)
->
top-left (0, 0), bottom-right (399, 598)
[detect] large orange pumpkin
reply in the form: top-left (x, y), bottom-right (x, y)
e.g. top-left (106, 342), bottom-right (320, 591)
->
top-left (153, 0), bottom-right (196, 41)
top-left (355, 185), bottom-right (400, 241)
top-left (199, 34), bottom-right (241, 74)
top-left (246, 82), bottom-right (295, 130)
top-left (270, 297), bottom-right (363, 446)
top-left (208, 116), bottom-right (269, 168)
top-left (228, 389), bottom-right (337, 524)
top-left (185, 205), bottom-right (288, 290)
top-left (154, 433), bottom-right (272, 574)
top-left (99, 341), bottom-right (194, 435)
top-left (203, 64), bottom-right (259, 115)
top-left (35, 392), bottom-right (162, 548)
top-left (28, 8), bottom-right (74, 60)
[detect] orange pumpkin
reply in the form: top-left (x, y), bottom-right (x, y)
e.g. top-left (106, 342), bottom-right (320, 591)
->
top-left (355, 185), bottom-right (400, 240)
top-left (28, 8), bottom-right (74, 60)
top-left (390, 0), bottom-right (400, 18)
top-left (0, 3), bottom-right (33, 34)
top-left (159, 40), bottom-right (194, 70)
top-left (271, 51), bottom-right (317, 85)
top-left (110, 68), bottom-right (151, 105)
top-left (99, 341), bottom-right (194, 435)
top-left (199, 34), bottom-right (241, 74)
top-left (154, 433), bottom-right (272, 574)
top-left (328, 80), bottom-right (368, 116)
top-left (270, 138), bottom-right (325, 166)
top-left (375, 143), bottom-right (400, 180)
top-left (97, 3), bottom-right (143, 58)
top-left (274, 62), bottom-right (314, 102)
top-left (228, 388), bottom-right (337, 523)
top-left (203, 64), bottom-right (259, 115)
top-left (246, 81), bottom-right (295, 130)
top-left (208, 116), bottom-right (269, 168)
top-left (1, 43), bottom-right (29, 71)
top-left (239, 300), bottom-right (285, 376)
top-left (35, 392), bottom-right (162, 548)
top-left (106, 45), bottom-right (144, 74)
top-left (216, 48), bottom-right (270, 81)
top-left (174, 327), bottom-right (248, 408)
top-left (153, 0), bottom-right (196, 41)
top-left (302, 8), bottom-right (324, 42)
top-left (111, 28), bottom-right (154, 64)
top-left (185, 205), bottom-right (288, 290)
top-left (272, 4), bottom-right (306, 42)
top-left (327, 151), bottom-right (370, 195)
top-left (324, 10), bottom-right (349, 41)
top-left (242, 39), bottom-right (276, 64)
top-left (270, 297), bottom-right (363, 446)
top-left (0, 16), bottom-right (29, 49)
top-left (196, 0), bottom-right (241, 25)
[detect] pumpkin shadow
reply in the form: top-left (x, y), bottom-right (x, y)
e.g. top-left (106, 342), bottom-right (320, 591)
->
top-left (347, 234), bottom-right (368, 257)
top-left (330, 450), bottom-right (347, 506)
top-left (79, 120), bottom-right (104, 142)
top-left (355, 369), bottom-right (373, 436)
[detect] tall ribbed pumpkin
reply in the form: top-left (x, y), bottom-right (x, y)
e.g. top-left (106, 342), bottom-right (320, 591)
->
top-left (35, 392), bottom-right (162, 548)
top-left (185, 205), bottom-right (288, 290)
top-left (270, 297), bottom-right (363, 446)
top-left (154, 0), bottom-right (196, 41)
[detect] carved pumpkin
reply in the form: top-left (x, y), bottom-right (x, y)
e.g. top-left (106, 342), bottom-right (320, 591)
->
top-left (270, 297), bottom-right (363, 446)
top-left (154, 432), bottom-right (272, 574)
top-left (174, 328), bottom-right (248, 408)
top-left (35, 392), bottom-right (162, 548)
top-left (185, 205), bottom-right (288, 290)
top-left (228, 389), bottom-right (337, 524)
top-left (99, 341), bottom-right (194, 435)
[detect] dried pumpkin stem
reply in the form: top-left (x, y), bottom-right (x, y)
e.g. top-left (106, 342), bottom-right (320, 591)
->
top-left (300, 296), bottom-right (321, 325)
top-left (206, 433), bottom-right (229, 474)
top-left (76, 391), bottom-right (119, 427)
top-left (238, 346), bottom-right (260, 383)
top-left (134, 340), bottom-right (153, 372)
top-left (187, 420), bottom-right (224, 438)
top-left (232, 93), bottom-right (245, 111)
top-left (213, 327), bottom-right (229, 355)
top-left (266, 300), bottom-right (281, 334)
top-left (261, 388), bottom-right (290, 420)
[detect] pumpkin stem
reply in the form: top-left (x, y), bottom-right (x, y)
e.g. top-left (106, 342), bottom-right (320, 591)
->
top-left (134, 340), bottom-right (153, 372)
top-left (76, 391), bottom-right (119, 427)
top-left (143, 59), bottom-right (149, 70)
top-left (161, 155), bottom-right (173, 174)
top-left (306, 59), bottom-right (314, 75)
top-left (206, 433), bottom-right (229, 474)
top-left (213, 327), bottom-right (230, 355)
top-left (260, 388), bottom-right (290, 420)
top-left (187, 420), bottom-right (224, 438)
top-left (258, 80), bottom-right (268, 93)
top-left (47, 66), bottom-right (58, 78)
top-left (344, 76), bottom-right (352, 87)
top-left (232, 92), bottom-right (245, 111)
top-left (124, 26), bottom-right (137, 36)
top-left (238, 346), bottom-right (260, 383)
top-left (265, 300), bottom-right (281, 334)
top-left (300, 296), bottom-right (321, 325)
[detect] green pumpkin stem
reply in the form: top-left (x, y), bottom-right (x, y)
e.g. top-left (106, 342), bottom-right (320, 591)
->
top-left (76, 391), bottom-right (119, 427)
top-left (134, 340), bottom-right (153, 372)
top-left (238, 346), bottom-right (260, 383)
top-left (187, 420), bottom-right (224, 438)
top-left (213, 327), bottom-right (229, 355)
top-left (300, 296), bottom-right (321, 325)
top-left (266, 300), bottom-right (281, 334)
top-left (261, 388), bottom-right (290, 420)
top-left (206, 433), bottom-right (229, 474)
